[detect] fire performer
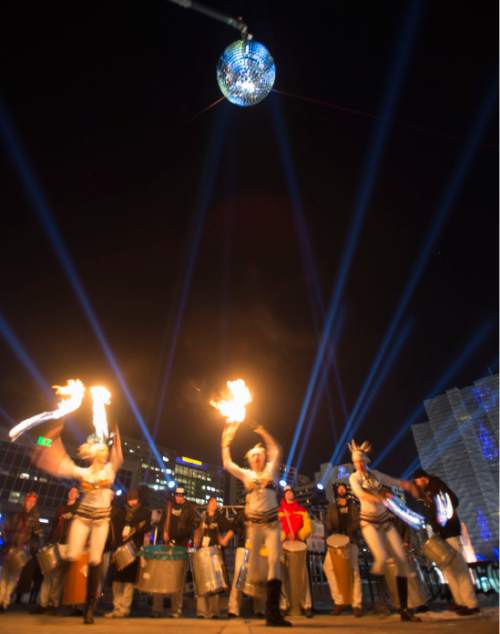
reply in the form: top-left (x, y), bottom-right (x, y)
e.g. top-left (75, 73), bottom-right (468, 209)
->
top-left (221, 422), bottom-right (291, 627)
top-left (0, 492), bottom-right (41, 611)
top-left (278, 485), bottom-right (313, 617)
top-left (348, 440), bottom-right (421, 623)
top-left (29, 389), bottom-right (122, 624)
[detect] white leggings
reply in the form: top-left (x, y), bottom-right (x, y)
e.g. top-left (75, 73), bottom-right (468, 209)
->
top-left (66, 516), bottom-right (110, 566)
top-left (361, 521), bottom-right (410, 577)
top-left (246, 522), bottom-right (282, 581)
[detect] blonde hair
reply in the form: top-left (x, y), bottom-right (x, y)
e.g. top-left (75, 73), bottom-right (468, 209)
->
top-left (245, 442), bottom-right (266, 463)
top-left (78, 440), bottom-right (109, 462)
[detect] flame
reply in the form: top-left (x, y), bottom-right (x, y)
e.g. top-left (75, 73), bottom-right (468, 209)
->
top-left (9, 378), bottom-right (86, 442)
top-left (90, 386), bottom-right (111, 441)
top-left (52, 379), bottom-right (86, 418)
top-left (210, 379), bottom-right (252, 423)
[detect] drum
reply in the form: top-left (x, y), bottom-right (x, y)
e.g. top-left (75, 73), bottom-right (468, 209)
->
top-left (4, 547), bottom-right (29, 575)
top-left (327, 534), bottom-right (353, 605)
top-left (282, 540), bottom-right (308, 616)
top-left (191, 546), bottom-right (227, 596)
top-left (113, 541), bottom-right (137, 572)
top-left (62, 552), bottom-right (88, 605)
top-left (136, 545), bottom-right (187, 594)
top-left (37, 544), bottom-right (63, 575)
top-left (385, 555), bottom-right (431, 609)
top-left (236, 546), bottom-right (268, 598)
top-left (422, 535), bottom-right (456, 569)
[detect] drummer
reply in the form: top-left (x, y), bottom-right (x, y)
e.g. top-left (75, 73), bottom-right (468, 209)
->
top-left (323, 482), bottom-right (363, 617)
top-left (278, 486), bottom-right (313, 617)
top-left (34, 486), bottom-right (79, 614)
top-left (106, 488), bottom-right (150, 618)
top-left (413, 469), bottom-right (479, 616)
top-left (194, 496), bottom-right (234, 619)
top-left (0, 491), bottom-right (41, 611)
top-left (227, 509), bottom-right (266, 619)
top-left (151, 487), bottom-right (198, 618)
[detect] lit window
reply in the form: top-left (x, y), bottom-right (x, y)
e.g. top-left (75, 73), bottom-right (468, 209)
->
top-left (19, 473), bottom-right (30, 480)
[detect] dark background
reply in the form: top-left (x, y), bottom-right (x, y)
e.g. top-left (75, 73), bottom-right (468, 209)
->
top-left (1, 1), bottom-right (498, 477)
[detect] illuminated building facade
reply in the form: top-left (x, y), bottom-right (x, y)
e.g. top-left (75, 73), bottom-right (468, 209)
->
top-left (412, 373), bottom-right (499, 560)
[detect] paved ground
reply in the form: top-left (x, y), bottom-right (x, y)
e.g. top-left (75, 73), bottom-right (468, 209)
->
top-left (0, 608), bottom-right (497, 634)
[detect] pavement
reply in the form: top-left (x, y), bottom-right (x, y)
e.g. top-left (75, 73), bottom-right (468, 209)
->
top-left (0, 608), bottom-right (498, 634)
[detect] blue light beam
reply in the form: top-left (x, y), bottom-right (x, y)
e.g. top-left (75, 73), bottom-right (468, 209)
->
top-left (286, 0), bottom-right (422, 471)
top-left (0, 101), bottom-right (164, 469)
top-left (373, 320), bottom-right (494, 467)
top-left (326, 79), bottom-right (498, 468)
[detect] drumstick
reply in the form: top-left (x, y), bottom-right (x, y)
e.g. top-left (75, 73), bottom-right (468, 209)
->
top-left (164, 500), bottom-right (173, 544)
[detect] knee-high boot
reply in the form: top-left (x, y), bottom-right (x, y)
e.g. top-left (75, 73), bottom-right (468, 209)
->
top-left (84, 564), bottom-right (101, 625)
top-left (265, 579), bottom-right (292, 627)
top-left (396, 576), bottom-right (420, 622)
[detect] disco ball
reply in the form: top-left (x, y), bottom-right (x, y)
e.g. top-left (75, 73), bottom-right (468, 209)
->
top-left (217, 39), bottom-right (276, 107)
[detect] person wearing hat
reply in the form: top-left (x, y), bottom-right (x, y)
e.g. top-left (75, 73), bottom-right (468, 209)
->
top-left (413, 469), bottom-right (478, 616)
top-left (221, 422), bottom-right (291, 627)
top-left (278, 486), bottom-right (313, 617)
top-left (0, 491), bottom-right (41, 611)
top-left (105, 488), bottom-right (150, 618)
top-left (155, 486), bottom-right (198, 618)
top-left (348, 440), bottom-right (421, 623)
top-left (323, 482), bottom-right (363, 617)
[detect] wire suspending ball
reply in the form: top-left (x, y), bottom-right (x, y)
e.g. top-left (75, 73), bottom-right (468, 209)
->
top-left (217, 39), bottom-right (276, 107)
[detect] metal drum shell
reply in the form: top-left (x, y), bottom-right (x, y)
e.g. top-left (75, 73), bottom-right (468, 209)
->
top-left (282, 540), bottom-right (308, 616)
top-left (326, 534), bottom-right (353, 605)
top-left (5, 547), bottom-right (29, 575)
top-left (422, 535), bottom-right (456, 569)
top-left (191, 546), bottom-right (228, 596)
top-left (136, 545), bottom-right (187, 595)
top-left (113, 541), bottom-right (137, 572)
top-left (37, 544), bottom-right (62, 576)
top-left (385, 555), bottom-right (431, 609)
top-left (236, 547), bottom-right (268, 598)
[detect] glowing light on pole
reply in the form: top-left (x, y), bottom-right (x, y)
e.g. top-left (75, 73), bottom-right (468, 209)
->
top-left (9, 379), bottom-right (86, 442)
top-left (210, 379), bottom-right (252, 423)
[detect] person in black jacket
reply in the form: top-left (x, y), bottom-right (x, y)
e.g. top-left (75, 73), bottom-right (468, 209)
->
top-left (194, 496), bottom-right (233, 618)
top-left (105, 489), bottom-right (150, 618)
top-left (413, 469), bottom-right (479, 616)
top-left (322, 482), bottom-right (363, 617)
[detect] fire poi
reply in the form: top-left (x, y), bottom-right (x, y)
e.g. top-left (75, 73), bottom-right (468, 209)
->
top-left (210, 378), bottom-right (252, 423)
top-left (9, 379), bottom-right (123, 625)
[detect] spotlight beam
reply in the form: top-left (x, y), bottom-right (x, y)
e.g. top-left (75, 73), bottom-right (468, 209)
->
top-left (0, 102), bottom-right (165, 469)
top-left (152, 106), bottom-right (227, 438)
top-left (373, 320), bottom-right (494, 467)
top-left (326, 79), bottom-right (498, 469)
top-left (321, 319), bottom-right (414, 485)
top-left (286, 0), bottom-right (422, 471)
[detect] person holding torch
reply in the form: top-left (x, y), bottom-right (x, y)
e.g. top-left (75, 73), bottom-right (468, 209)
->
top-left (214, 379), bottom-right (291, 627)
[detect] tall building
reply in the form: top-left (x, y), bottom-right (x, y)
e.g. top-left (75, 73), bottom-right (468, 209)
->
top-left (412, 373), bottom-right (499, 560)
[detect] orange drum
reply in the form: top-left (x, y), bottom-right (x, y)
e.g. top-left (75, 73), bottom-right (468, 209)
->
top-left (62, 552), bottom-right (88, 605)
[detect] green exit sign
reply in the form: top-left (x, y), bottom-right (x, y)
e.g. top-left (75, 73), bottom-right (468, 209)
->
top-left (37, 436), bottom-right (52, 447)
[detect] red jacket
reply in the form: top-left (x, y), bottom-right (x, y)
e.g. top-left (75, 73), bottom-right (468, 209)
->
top-left (278, 500), bottom-right (312, 541)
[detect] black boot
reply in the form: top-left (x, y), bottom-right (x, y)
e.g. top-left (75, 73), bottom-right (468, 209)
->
top-left (265, 579), bottom-right (292, 627)
top-left (83, 563), bottom-right (101, 624)
top-left (396, 576), bottom-right (421, 622)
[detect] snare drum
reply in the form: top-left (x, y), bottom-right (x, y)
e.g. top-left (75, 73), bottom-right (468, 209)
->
top-left (113, 541), bottom-right (137, 572)
top-left (326, 534), bottom-right (353, 605)
top-left (422, 535), bottom-right (456, 569)
top-left (282, 540), bottom-right (308, 616)
top-left (191, 546), bottom-right (227, 596)
top-left (37, 544), bottom-right (63, 575)
top-left (136, 545), bottom-right (188, 594)
top-left (62, 552), bottom-right (88, 605)
top-left (4, 547), bottom-right (29, 575)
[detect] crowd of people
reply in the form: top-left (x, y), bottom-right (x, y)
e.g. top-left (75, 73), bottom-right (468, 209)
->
top-left (0, 419), bottom-right (481, 626)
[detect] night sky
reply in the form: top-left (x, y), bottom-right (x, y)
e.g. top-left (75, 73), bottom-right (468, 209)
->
top-left (1, 1), bottom-right (498, 478)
